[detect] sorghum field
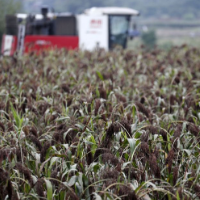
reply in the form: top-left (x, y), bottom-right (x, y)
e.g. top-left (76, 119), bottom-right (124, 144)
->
top-left (0, 46), bottom-right (200, 200)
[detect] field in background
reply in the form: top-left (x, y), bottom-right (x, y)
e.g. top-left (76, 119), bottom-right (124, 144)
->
top-left (128, 19), bottom-right (200, 49)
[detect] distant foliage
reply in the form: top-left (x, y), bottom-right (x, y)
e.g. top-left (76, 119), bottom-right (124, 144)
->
top-left (141, 30), bottom-right (157, 49)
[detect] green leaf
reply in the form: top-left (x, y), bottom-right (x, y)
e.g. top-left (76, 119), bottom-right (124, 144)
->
top-left (77, 143), bottom-right (83, 158)
top-left (59, 191), bottom-right (66, 200)
top-left (132, 105), bottom-right (137, 119)
top-left (135, 181), bottom-right (145, 193)
top-left (167, 193), bottom-right (172, 200)
top-left (90, 135), bottom-right (97, 156)
top-left (167, 133), bottom-right (171, 151)
top-left (124, 153), bottom-right (129, 161)
top-left (128, 138), bottom-right (141, 160)
top-left (183, 149), bottom-right (192, 156)
top-left (134, 132), bottom-right (142, 139)
top-left (96, 87), bottom-right (100, 98)
top-left (10, 103), bottom-right (23, 129)
top-left (44, 179), bottom-right (53, 200)
top-left (92, 192), bottom-right (102, 200)
top-left (93, 163), bottom-right (100, 173)
top-left (96, 71), bottom-right (104, 80)
top-left (49, 157), bottom-right (61, 168)
top-left (68, 175), bottom-right (77, 186)
top-left (64, 128), bottom-right (74, 141)
top-left (56, 116), bottom-right (70, 121)
top-left (128, 138), bottom-right (136, 155)
top-left (106, 193), bottom-right (113, 199)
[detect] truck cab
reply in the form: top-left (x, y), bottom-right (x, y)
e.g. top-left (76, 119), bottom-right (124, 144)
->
top-left (1, 6), bottom-right (139, 55)
top-left (81, 7), bottom-right (139, 50)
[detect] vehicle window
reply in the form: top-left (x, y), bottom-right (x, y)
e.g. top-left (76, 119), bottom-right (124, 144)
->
top-left (109, 15), bottom-right (130, 49)
top-left (110, 16), bottom-right (129, 35)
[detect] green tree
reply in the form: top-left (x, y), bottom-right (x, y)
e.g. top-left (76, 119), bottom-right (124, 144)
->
top-left (141, 30), bottom-right (157, 49)
top-left (0, 0), bottom-right (22, 46)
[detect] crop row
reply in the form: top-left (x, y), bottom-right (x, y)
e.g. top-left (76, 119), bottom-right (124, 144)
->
top-left (0, 46), bottom-right (200, 199)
